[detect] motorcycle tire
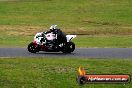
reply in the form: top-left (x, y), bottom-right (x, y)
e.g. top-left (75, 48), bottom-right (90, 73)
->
top-left (27, 42), bottom-right (38, 53)
top-left (62, 42), bottom-right (75, 53)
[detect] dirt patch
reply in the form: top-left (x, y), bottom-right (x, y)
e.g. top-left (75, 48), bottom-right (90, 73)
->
top-left (0, 25), bottom-right (89, 36)
top-left (0, 25), bottom-right (47, 36)
top-left (1, 25), bottom-right (132, 36)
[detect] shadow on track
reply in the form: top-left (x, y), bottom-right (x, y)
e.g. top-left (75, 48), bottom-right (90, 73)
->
top-left (29, 52), bottom-right (76, 56)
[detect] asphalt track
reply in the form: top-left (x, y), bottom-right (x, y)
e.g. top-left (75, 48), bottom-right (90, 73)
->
top-left (0, 48), bottom-right (132, 58)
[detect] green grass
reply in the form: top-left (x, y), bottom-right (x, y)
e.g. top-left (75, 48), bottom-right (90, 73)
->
top-left (0, 0), bottom-right (132, 47)
top-left (74, 35), bottom-right (132, 48)
top-left (0, 35), bottom-right (32, 47)
top-left (0, 0), bottom-right (132, 31)
top-left (0, 0), bottom-right (132, 27)
top-left (0, 2), bottom-right (131, 88)
top-left (1, 35), bottom-right (132, 48)
top-left (0, 57), bottom-right (132, 88)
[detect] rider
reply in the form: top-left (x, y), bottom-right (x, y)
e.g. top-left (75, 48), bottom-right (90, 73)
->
top-left (42, 25), bottom-right (66, 46)
top-left (48, 25), bottom-right (66, 45)
top-left (46, 25), bottom-right (58, 34)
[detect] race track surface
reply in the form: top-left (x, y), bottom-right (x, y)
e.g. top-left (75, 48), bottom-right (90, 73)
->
top-left (0, 48), bottom-right (132, 58)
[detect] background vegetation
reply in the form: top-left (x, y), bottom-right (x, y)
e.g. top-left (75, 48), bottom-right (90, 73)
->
top-left (0, 0), bottom-right (132, 47)
top-left (0, 57), bottom-right (131, 88)
top-left (0, 1), bottom-right (132, 88)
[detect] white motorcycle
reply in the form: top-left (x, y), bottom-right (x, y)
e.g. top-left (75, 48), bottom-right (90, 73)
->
top-left (27, 32), bottom-right (76, 53)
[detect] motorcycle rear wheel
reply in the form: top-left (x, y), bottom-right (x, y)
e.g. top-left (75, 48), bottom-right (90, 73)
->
top-left (62, 42), bottom-right (75, 53)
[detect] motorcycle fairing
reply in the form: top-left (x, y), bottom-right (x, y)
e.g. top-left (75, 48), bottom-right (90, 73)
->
top-left (66, 35), bottom-right (76, 42)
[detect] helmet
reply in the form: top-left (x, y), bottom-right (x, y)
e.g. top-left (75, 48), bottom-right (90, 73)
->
top-left (50, 25), bottom-right (57, 31)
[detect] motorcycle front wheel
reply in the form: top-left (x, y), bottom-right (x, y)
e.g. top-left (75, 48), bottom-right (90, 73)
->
top-left (27, 42), bottom-right (39, 53)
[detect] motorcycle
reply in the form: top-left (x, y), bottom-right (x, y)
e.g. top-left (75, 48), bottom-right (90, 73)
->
top-left (27, 31), bottom-right (76, 53)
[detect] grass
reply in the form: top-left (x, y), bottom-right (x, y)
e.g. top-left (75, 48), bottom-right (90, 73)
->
top-left (0, 0), bottom-right (132, 47)
top-left (0, 57), bottom-right (132, 88)
top-left (1, 35), bottom-right (132, 48)
top-left (0, 0), bottom-right (132, 27)
top-left (0, 1), bottom-right (131, 88)
top-left (74, 35), bottom-right (132, 48)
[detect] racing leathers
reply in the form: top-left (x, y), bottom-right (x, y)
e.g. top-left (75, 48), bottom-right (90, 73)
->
top-left (45, 28), bottom-right (67, 45)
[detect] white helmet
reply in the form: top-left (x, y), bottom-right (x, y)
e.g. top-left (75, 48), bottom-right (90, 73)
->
top-left (50, 25), bottom-right (57, 31)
